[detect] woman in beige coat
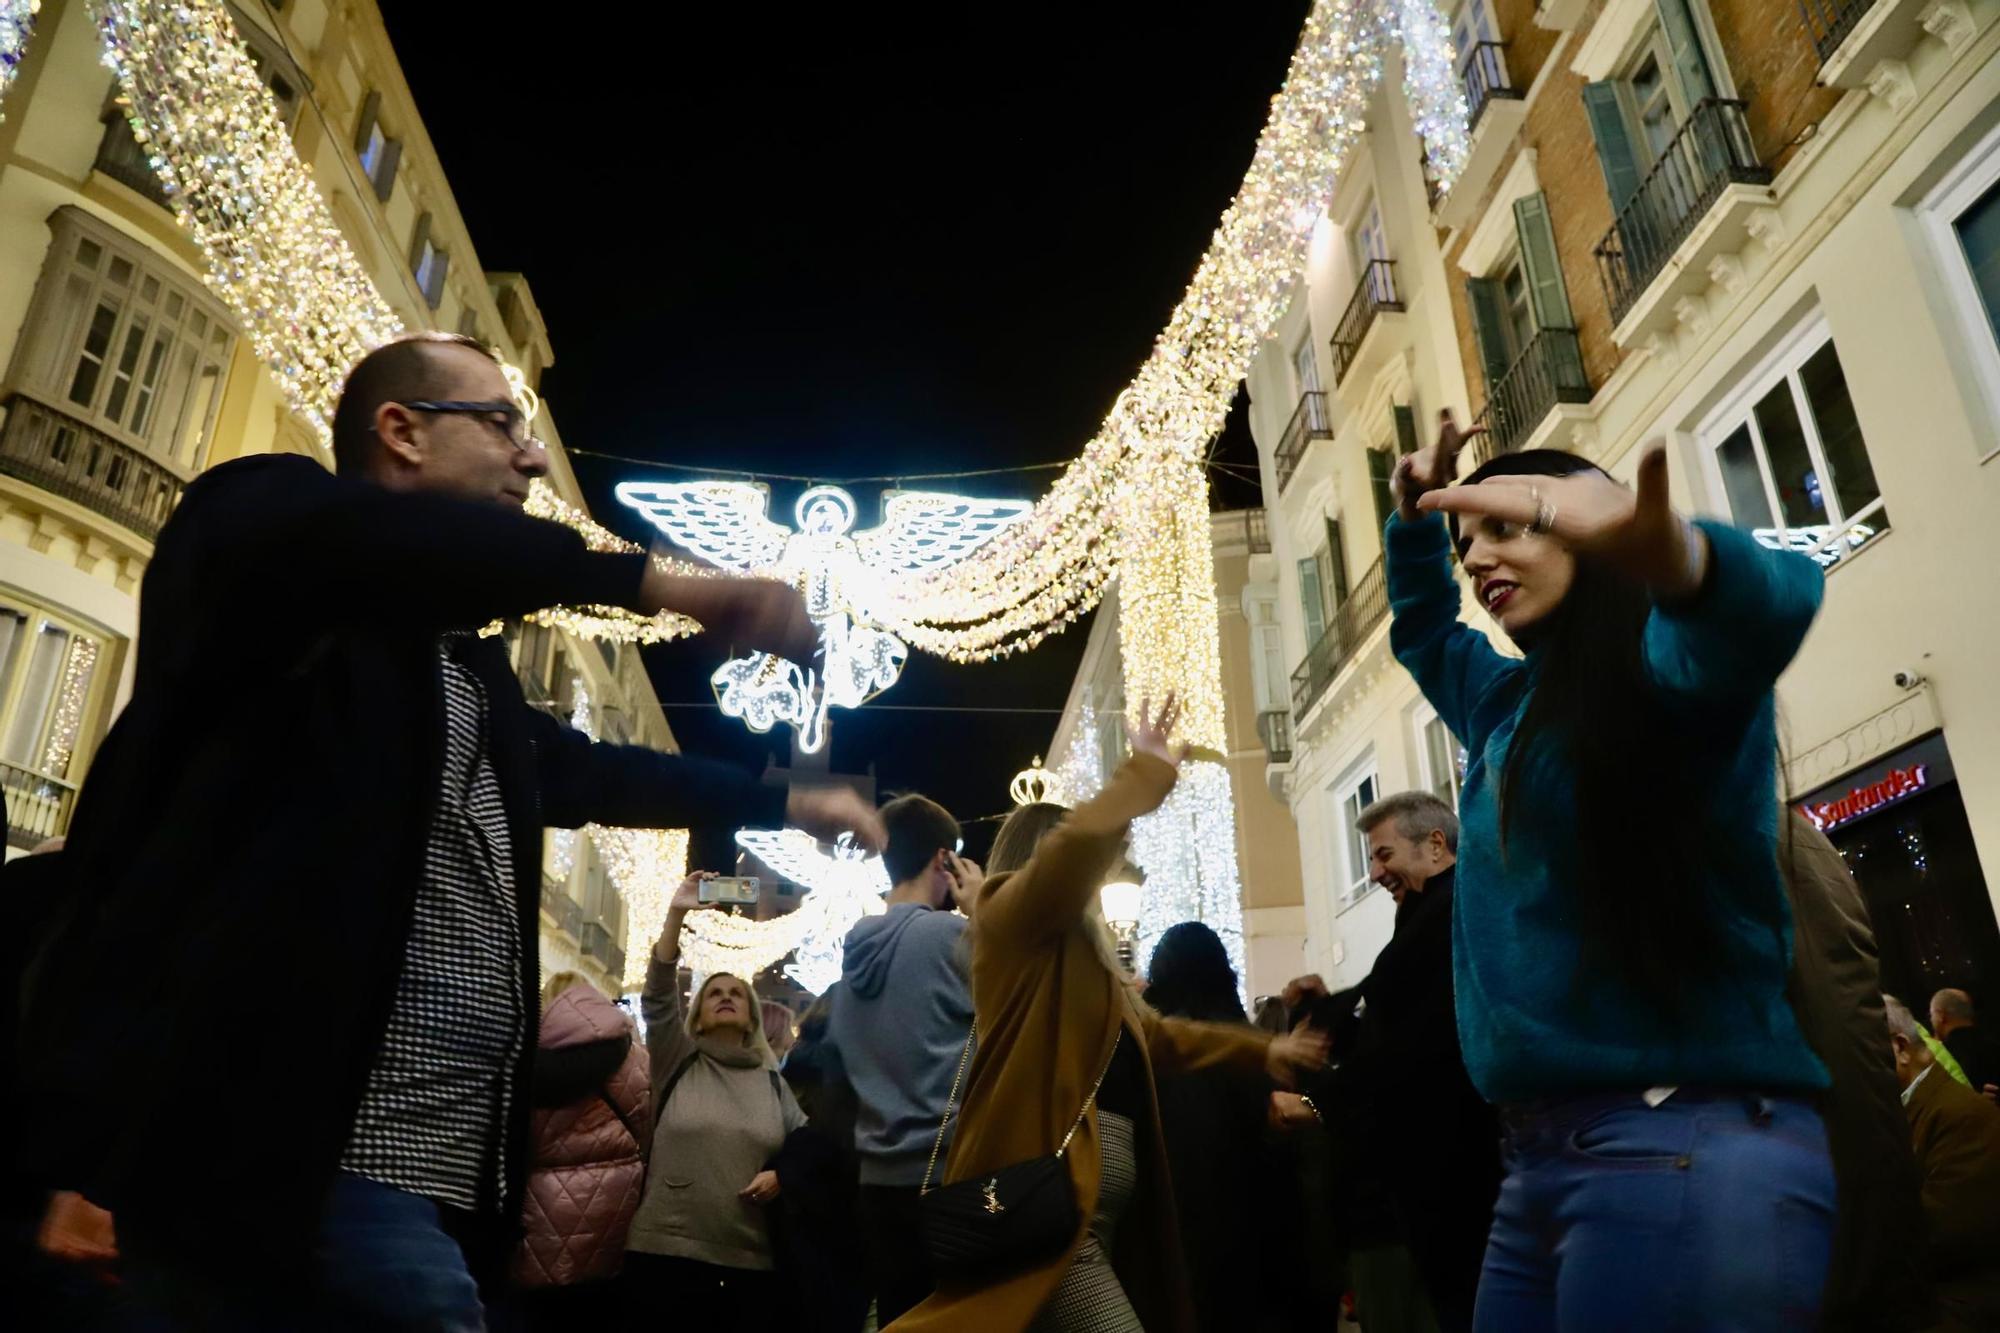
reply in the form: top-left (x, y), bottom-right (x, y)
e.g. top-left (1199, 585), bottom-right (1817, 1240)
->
top-left (895, 696), bottom-right (1326, 1332)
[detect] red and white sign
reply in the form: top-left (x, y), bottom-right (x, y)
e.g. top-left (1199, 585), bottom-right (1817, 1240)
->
top-left (1799, 764), bottom-right (1930, 833)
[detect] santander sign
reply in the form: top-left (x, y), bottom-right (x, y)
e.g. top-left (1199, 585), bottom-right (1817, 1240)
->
top-left (1799, 764), bottom-right (1930, 834)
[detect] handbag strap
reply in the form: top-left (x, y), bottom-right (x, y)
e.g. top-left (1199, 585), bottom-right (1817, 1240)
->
top-left (920, 1025), bottom-right (1122, 1195)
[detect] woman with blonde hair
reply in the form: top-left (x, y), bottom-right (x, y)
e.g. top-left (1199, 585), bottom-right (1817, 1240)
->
top-left (623, 873), bottom-right (802, 1328)
top-left (510, 969), bottom-right (650, 1329)
top-left (896, 697), bottom-right (1327, 1333)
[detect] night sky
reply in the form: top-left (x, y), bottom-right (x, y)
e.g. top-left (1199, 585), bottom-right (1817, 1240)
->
top-left (384, 3), bottom-right (1306, 852)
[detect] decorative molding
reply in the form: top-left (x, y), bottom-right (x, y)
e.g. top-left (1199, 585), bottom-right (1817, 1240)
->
top-left (1786, 690), bottom-right (1942, 795)
top-left (1707, 253), bottom-right (1746, 297)
top-left (1745, 207), bottom-right (1787, 255)
top-left (1919, 0), bottom-right (1975, 53)
top-left (1571, 0), bottom-right (1656, 81)
top-left (1866, 59), bottom-right (1918, 114)
top-left (1673, 293), bottom-right (1712, 339)
top-left (1644, 328), bottom-right (1680, 367)
top-left (1458, 149), bottom-right (1541, 276)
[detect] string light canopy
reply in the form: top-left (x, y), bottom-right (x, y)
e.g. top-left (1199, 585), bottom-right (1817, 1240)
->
top-left (80, 0), bottom-right (1471, 992)
top-left (0, 1), bottom-right (37, 120)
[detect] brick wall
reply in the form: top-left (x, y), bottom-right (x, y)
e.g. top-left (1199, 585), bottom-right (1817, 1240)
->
top-left (1437, 0), bottom-right (1839, 424)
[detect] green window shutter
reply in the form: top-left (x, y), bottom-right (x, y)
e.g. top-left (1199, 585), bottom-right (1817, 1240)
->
top-left (353, 90), bottom-right (381, 154)
top-left (1512, 192), bottom-right (1575, 332)
top-left (1582, 82), bottom-right (1645, 214)
top-left (409, 213), bottom-right (432, 273)
top-left (373, 138), bottom-right (403, 202)
top-left (1297, 557), bottom-right (1326, 645)
top-left (1322, 517), bottom-right (1349, 608)
top-left (426, 250), bottom-right (450, 310)
top-left (1368, 446), bottom-right (1396, 527)
top-left (1653, 0), bottom-right (1718, 106)
top-left (1466, 277), bottom-right (1513, 394)
top-left (1393, 404), bottom-right (1419, 453)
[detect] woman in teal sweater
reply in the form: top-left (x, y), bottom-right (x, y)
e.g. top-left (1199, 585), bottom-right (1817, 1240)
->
top-left (1388, 420), bottom-right (1835, 1331)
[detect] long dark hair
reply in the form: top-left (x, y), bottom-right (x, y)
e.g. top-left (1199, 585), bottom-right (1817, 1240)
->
top-left (1451, 449), bottom-right (1717, 1009)
top-left (1145, 922), bottom-right (1247, 1023)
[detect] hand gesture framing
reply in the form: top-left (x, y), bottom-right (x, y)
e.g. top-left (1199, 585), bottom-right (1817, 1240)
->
top-left (1129, 694), bottom-right (1190, 769)
top-left (1416, 440), bottom-right (1708, 596)
top-left (1392, 410), bottom-right (1486, 519)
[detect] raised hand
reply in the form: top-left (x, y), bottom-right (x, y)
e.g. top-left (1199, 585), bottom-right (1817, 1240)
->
top-left (642, 565), bottom-right (821, 665)
top-left (1129, 694), bottom-right (1190, 769)
top-left (1415, 440), bottom-right (1707, 596)
top-left (1393, 409), bottom-right (1486, 519)
top-left (656, 872), bottom-right (718, 963)
top-left (942, 850), bottom-right (984, 912)
top-left (786, 784), bottom-right (889, 854)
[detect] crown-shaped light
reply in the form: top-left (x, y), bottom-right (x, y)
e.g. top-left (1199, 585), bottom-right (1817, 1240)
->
top-left (1010, 757), bottom-right (1060, 807)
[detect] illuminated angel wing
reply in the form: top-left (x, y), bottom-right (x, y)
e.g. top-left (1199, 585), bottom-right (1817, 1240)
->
top-left (733, 829), bottom-right (892, 899)
top-left (853, 491), bottom-right (1035, 576)
top-left (614, 481), bottom-right (791, 575)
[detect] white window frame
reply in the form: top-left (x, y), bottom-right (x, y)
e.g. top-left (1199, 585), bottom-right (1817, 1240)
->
top-left (1412, 700), bottom-right (1465, 810)
top-left (1328, 756), bottom-right (1381, 915)
top-left (1917, 116), bottom-right (2000, 464)
top-left (0, 588), bottom-right (113, 786)
top-left (1292, 329), bottom-right (1322, 397)
top-left (1245, 591), bottom-right (1287, 717)
top-left (1695, 311), bottom-right (1887, 572)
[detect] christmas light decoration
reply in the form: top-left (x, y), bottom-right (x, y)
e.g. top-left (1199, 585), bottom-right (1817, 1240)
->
top-left (1009, 757), bottom-right (1060, 807)
top-left (0, 1), bottom-right (37, 121)
top-left (85, 0), bottom-right (1473, 1003)
top-left (40, 632), bottom-right (97, 778)
top-left (618, 481), bottom-right (1031, 751)
top-left (1052, 698), bottom-right (1107, 807)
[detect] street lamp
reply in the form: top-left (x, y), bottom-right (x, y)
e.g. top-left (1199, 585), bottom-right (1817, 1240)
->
top-left (1100, 879), bottom-right (1143, 973)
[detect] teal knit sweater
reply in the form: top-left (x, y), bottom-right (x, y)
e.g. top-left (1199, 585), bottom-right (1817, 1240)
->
top-left (1385, 512), bottom-right (1830, 1104)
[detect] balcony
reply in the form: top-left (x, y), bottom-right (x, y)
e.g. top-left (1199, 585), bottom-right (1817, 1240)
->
top-left (1461, 42), bottom-right (1523, 131)
top-left (93, 116), bottom-right (171, 209)
top-left (1290, 557), bottom-right (1388, 721)
top-left (1256, 709), bottom-right (1293, 765)
top-left (581, 920), bottom-right (619, 970)
top-left (1215, 508), bottom-right (1272, 553)
top-left (1800, 0), bottom-right (1950, 92)
top-left (541, 875), bottom-right (585, 941)
top-left (2, 759), bottom-right (77, 850)
top-left (1594, 99), bottom-right (1773, 337)
top-left (1273, 391), bottom-right (1334, 493)
top-left (1330, 261), bottom-right (1406, 386)
top-left (1470, 327), bottom-right (1592, 461)
top-left (0, 394), bottom-right (185, 542)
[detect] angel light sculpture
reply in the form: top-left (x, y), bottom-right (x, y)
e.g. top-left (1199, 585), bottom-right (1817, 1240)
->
top-left (616, 481), bottom-right (1032, 752)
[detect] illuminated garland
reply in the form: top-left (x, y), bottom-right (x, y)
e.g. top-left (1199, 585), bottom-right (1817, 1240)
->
top-left (0, 1), bottom-right (35, 121)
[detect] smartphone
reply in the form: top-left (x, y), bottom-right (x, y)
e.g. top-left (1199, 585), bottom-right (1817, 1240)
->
top-left (698, 875), bottom-right (761, 907)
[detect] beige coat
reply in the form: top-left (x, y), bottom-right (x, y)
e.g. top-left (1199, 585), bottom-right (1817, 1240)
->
top-left (894, 755), bottom-right (1271, 1333)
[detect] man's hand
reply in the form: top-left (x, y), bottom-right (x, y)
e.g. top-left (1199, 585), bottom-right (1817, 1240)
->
top-left (641, 565), bottom-right (820, 665)
top-left (1269, 1091), bottom-right (1321, 1132)
top-left (1265, 1021), bottom-right (1331, 1089)
top-left (943, 850), bottom-right (984, 912)
top-left (37, 1191), bottom-right (117, 1267)
top-left (739, 1169), bottom-right (781, 1205)
top-left (786, 785), bottom-right (888, 854)
top-left (1416, 440), bottom-right (1708, 596)
top-left (1392, 410), bottom-right (1485, 519)
top-left (1282, 974), bottom-right (1328, 1012)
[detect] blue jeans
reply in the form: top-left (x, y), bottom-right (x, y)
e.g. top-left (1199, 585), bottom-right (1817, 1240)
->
top-left (124, 1173), bottom-right (487, 1331)
top-left (1473, 1090), bottom-right (1835, 1333)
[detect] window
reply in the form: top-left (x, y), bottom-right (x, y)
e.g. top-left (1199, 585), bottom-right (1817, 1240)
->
top-left (1246, 595), bottom-right (1287, 715)
top-left (1701, 317), bottom-right (1886, 568)
top-left (1351, 196), bottom-right (1392, 302)
top-left (1449, 0), bottom-right (1497, 68)
top-left (1331, 763), bottom-right (1381, 913)
top-left (1466, 193), bottom-right (1581, 407)
top-left (1414, 703), bottom-right (1466, 809)
top-left (0, 594), bottom-right (107, 784)
top-left (1292, 330), bottom-right (1322, 397)
top-left (1500, 256), bottom-right (1535, 364)
top-left (409, 214), bottom-right (449, 309)
top-left (353, 91), bottom-right (403, 201)
top-left (1368, 405), bottom-right (1419, 528)
top-left (1916, 119), bottom-right (2000, 459)
top-left (1582, 2), bottom-right (1728, 212)
top-left (9, 209), bottom-right (233, 469)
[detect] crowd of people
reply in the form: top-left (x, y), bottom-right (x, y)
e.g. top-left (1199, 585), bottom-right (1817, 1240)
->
top-left (5, 332), bottom-right (2000, 1332)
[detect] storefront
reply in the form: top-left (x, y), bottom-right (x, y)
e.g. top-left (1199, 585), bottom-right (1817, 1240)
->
top-left (1797, 733), bottom-right (2000, 1006)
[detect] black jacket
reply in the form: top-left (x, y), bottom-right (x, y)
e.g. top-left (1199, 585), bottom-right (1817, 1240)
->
top-left (1942, 1024), bottom-right (2000, 1094)
top-left (17, 455), bottom-right (789, 1274)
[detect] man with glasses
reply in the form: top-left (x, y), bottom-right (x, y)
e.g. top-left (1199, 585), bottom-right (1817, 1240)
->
top-left (19, 332), bottom-right (883, 1326)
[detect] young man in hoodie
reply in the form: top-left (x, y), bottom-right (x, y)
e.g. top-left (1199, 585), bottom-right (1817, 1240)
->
top-left (830, 794), bottom-right (977, 1326)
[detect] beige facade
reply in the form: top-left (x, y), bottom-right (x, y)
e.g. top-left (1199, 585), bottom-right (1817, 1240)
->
top-left (1251, 0), bottom-right (2000, 999)
top-left (1045, 510), bottom-right (1307, 998)
top-left (0, 0), bottom-right (671, 994)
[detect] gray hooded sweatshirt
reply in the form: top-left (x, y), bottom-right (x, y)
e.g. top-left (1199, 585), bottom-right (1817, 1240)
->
top-left (830, 902), bottom-right (974, 1186)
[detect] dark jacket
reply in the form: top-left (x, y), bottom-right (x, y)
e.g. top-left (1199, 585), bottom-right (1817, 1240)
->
top-left (1904, 1067), bottom-right (2000, 1325)
top-left (16, 455), bottom-right (789, 1275)
top-left (1778, 810), bottom-right (1935, 1331)
top-left (1940, 1024), bottom-right (2000, 1093)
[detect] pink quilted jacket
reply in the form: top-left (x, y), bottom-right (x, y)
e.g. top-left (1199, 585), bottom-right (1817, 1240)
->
top-left (511, 985), bottom-right (651, 1288)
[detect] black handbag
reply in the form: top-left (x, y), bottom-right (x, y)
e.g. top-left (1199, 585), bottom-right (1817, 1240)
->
top-left (918, 1026), bottom-right (1118, 1283)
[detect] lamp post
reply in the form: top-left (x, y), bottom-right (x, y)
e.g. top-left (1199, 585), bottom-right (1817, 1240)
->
top-left (1100, 879), bottom-right (1143, 974)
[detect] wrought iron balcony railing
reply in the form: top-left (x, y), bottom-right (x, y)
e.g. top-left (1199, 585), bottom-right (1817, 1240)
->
top-left (1274, 391), bottom-right (1333, 493)
top-left (1797, 0), bottom-right (1879, 64)
top-left (1, 759), bottom-right (77, 850)
top-left (94, 116), bottom-right (171, 208)
top-left (1461, 41), bottom-right (1523, 130)
top-left (1290, 557), bottom-right (1388, 719)
top-left (1256, 709), bottom-right (1293, 764)
top-left (0, 394), bottom-right (185, 541)
top-left (1330, 260), bottom-right (1405, 385)
top-left (1470, 327), bottom-right (1591, 462)
top-left (1217, 508), bottom-right (1272, 553)
top-left (1593, 99), bottom-right (1771, 326)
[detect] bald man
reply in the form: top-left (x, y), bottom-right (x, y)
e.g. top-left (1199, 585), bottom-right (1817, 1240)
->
top-left (1931, 988), bottom-right (2000, 1095)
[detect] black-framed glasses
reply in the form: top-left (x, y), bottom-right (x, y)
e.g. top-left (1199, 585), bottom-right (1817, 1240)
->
top-left (401, 399), bottom-right (542, 452)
